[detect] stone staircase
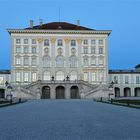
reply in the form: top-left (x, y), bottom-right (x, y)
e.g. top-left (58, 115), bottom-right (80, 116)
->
top-left (84, 84), bottom-right (110, 99)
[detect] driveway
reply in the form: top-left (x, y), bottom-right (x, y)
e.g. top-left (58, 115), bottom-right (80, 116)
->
top-left (0, 100), bottom-right (140, 140)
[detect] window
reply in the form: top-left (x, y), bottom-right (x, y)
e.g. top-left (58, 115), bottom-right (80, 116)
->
top-left (98, 56), bottom-right (104, 65)
top-left (84, 73), bottom-right (88, 81)
top-left (32, 47), bottom-right (36, 54)
top-left (99, 72), bottom-right (104, 81)
top-left (43, 71), bottom-right (51, 80)
top-left (99, 47), bottom-right (103, 54)
top-left (16, 57), bottom-right (21, 65)
top-left (0, 77), bottom-right (4, 84)
top-left (83, 47), bottom-right (88, 54)
top-left (24, 47), bottom-right (28, 53)
top-left (91, 39), bottom-right (96, 45)
top-left (114, 76), bottom-right (118, 84)
top-left (56, 56), bottom-right (64, 67)
top-left (83, 39), bottom-right (88, 45)
top-left (32, 39), bottom-right (36, 44)
top-left (44, 39), bottom-right (49, 46)
top-left (99, 39), bottom-right (103, 45)
top-left (24, 72), bottom-right (29, 82)
top-left (71, 40), bottom-right (76, 46)
top-left (125, 76), bottom-right (129, 84)
top-left (16, 47), bottom-right (21, 53)
top-left (16, 39), bottom-right (20, 44)
top-left (16, 72), bottom-right (21, 82)
top-left (31, 57), bottom-right (37, 66)
top-left (24, 39), bottom-right (28, 44)
top-left (69, 56), bottom-right (77, 67)
top-left (83, 56), bottom-right (88, 66)
top-left (91, 47), bottom-right (96, 54)
top-left (43, 55), bottom-right (51, 67)
top-left (32, 72), bottom-right (37, 82)
top-left (91, 56), bottom-right (96, 65)
top-left (91, 72), bottom-right (96, 81)
top-left (136, 76), bottom-right (140, 84)
top-left (57, 39), bottom-right (63, 46)
top-left (24, 57), bottom-right (29, 65)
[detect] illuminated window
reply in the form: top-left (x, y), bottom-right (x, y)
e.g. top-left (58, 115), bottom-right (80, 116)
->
top-left (16, 72), bottom-right (21, 82)
top-left (24, 72), bottom-right (29, 82)
top-left (32, 72), bottom-right (37, 82)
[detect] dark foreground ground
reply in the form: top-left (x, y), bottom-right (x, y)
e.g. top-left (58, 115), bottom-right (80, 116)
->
top-left (0, 99), bottom-right (140, 140)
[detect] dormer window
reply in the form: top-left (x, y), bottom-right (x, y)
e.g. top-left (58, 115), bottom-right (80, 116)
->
top-left (57, 39), bottom-right (63, 46)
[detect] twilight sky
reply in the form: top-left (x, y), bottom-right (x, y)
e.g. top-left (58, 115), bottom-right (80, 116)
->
top-left (0, 0), bottom-right (140, 70)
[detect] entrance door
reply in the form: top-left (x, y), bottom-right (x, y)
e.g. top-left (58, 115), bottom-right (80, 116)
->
top-left (41, 86), bottom-right (50, 99)
top-left (56, 86), bottom-right (65, 99)
top-left (0, 89), bottom-right (5, 98)
top-left (71, 86), bottom-right (79, 99)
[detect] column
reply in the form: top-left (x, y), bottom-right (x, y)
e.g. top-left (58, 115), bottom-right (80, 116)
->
top-left (64, 38), bottom-right (70, 77)
top-left (37, 38), bottom-right (43, 80)
top-left (65, 85), bottom-right (70, 99)
top-left (77, 38), bottom-right (83, 80)
top-left (50, 38), bottom-right (56, 78)
top-left (50, 85), bottom-right (56, 99)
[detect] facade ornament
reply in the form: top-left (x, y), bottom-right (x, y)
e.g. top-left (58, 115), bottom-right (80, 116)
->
top-left (64, 38), bottom-right (70, 44)
top-left (37, 38), bottom-right (44, 44)
top-left (50, 38), bottom-right (56, 44)
top-left (77, 38), bottom-right (83, 45)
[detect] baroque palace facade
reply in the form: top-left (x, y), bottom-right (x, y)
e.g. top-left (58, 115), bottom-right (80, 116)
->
top-left (0, 20), bottom-right (140, 99)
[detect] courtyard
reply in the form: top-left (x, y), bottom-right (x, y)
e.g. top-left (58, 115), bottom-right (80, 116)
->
top-left (0, 100), bottom-right (140, 140)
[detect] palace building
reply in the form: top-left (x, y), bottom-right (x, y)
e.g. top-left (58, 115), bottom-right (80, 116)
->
top-left (0, 20), bottom-right (140, 99)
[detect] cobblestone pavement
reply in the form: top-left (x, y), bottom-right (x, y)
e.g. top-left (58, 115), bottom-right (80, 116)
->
top-left (0, 100), bottom-right (140, 140)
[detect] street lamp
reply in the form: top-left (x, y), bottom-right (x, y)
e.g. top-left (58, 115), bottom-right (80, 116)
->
top-left (108, 81), bottom-right (114, 101)
top-left (7, 85), bottom-right (13, 104)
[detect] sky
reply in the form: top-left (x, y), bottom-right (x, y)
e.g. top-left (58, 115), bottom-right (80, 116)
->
top-left (0, 0), bottom-right (140, 70)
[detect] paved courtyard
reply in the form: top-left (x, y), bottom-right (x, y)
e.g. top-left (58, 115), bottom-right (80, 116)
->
top-left (0, 100), bottom-right (140, 140)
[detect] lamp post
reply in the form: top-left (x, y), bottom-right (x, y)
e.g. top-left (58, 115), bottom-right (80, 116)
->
top-left (108, 81), bottom-right (114, 101)
top-left (7, 85), bottom-right (13, 104)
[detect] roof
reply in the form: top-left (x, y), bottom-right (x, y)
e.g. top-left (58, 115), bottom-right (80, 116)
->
top-left (109, 70), bottom-right (140, 74)
top-left (135, 64), bottom-right (140, 69)
top-left (0, 70), bottom-right (11, 74)
top-left (26, 22), bottom-right (94, 30)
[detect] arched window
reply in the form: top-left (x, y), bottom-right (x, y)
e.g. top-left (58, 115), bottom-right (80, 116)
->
top-left (69, 55), bottom-right (77, 67)
top-left (44, 39), bottom-right (49, 46)
top-left (56, 55), bottom-right (64, 67)
top-left (70, 71), bottom-right (77, 80)
top-left (56, 71), bottom-right (64, 80)
top-left (57, 39), bottom-right (63, 46)
top-left (43, 71), bottom-right (51, 80)
top-left (43, 55), bottom-right (51, 67)
top-left (71, 40), bottom-right (76, 46)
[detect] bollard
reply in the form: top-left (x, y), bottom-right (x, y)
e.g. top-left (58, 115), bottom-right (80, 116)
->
top-left (100, 97), bottom-right (102, 102)
top-left (19, 98), bottom-right (21, 103)
top-left (111, 98), bottom-right (113, 104)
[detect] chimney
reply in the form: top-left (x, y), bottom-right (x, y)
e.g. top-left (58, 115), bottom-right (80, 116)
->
top-left (77, 20), bottom-right (80, 26)
top-left (30, 20), bottom-right (34, 28)
top-left (39, 19), bottom-right (43, 26)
